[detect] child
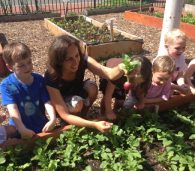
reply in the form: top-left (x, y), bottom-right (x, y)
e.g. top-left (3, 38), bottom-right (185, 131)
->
top-left (158, 29), bottom-right (190, 94)
top-left (100, 56), bottom-right (152, 120)
top-left (0, 33), bottom-right (10, 77)
top-left (0, 115), bottom-right (18, 144)
top-left (184, 59), bottom-right (195, 94)
top-left (0, 42), bottom-right (56, 139)
top-left (145, 55), bottom-right (175, 104)
top-left (44, 35), bottom-right (126, 133)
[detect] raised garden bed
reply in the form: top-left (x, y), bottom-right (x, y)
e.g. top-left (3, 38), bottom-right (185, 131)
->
top-left (44, 15), bottom-right (143, 60)
top-left (0, 12), bottom-right (60, 22)
top-left (124, 10), bottom-right (195, 41)
top-left (0, 125), bottom-right (71, 149)
top-left (83, 3), bottom-right (153, 16)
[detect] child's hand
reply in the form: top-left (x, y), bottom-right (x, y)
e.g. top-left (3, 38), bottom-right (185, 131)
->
top-left (106, 112), bottom-right (117, 120)
top-left (134, 102), bottom-right (145, 110)
top-left (180, 84), bottom-right (190, 94)
top-left (42, 120), bottom-right (56, 132)
top-left (94, 121), bottom-right (113, 133)
top-left (19, 127), bottom-right (35, 139)
top-left (0, 115), bottom-right (6, 124)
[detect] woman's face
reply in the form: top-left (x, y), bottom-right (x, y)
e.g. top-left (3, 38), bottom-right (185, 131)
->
top-left (63, 44), bottom-right (80, 74)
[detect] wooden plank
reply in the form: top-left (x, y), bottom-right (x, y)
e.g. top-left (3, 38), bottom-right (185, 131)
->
top-left (158, 94), bottom-right (195, 112)
top-left (0, 125), bottom-right (71, 149)
top-left (87, 40), bottom-right (142, 60)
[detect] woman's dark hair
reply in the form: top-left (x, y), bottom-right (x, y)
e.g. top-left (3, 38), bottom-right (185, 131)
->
top-left (47, 35), bottom-right (84, 79)
top-left (132, 55), bottom-right (152, 97)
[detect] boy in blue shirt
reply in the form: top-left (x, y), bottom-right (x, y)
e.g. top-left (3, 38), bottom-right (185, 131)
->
top-left (1, 42), bottom-right (56, 139)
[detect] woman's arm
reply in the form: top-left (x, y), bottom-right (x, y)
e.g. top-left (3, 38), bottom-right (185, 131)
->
top-left (7, 104), bottom-right (35, 138)
top-left (46, 86), bottom-right (112, 132)
top-left (87, 56), bottom-right (124, 80)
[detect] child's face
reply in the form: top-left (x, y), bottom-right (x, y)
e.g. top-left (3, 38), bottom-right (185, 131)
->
top-left (166, 38), bottom-right (186, 58)
top-left (152, 71), bottom-right (171, 86)
top-left (11, 57), bottom-right (33, 78)
top-left (63, 44), bottom-right (80, 73)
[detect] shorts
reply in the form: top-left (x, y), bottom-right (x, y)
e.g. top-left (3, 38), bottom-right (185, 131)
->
top-left (99, 78), bottom-right (126, 100)
top-left (0, 125), bottom-right (7, 144)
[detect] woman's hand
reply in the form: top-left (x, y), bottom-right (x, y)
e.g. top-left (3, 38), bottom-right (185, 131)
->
top-left (179, 84), bottom-right (191, 94)
top-left (94, 121), bottom-right (113, 133)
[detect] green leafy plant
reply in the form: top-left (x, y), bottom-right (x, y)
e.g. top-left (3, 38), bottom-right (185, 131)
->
top-left (1, 107), bottom-right (195, 170)
top-left (151, 11), bottom-right (195, 25)
top-left (49, 16), bottom-right (128, 45)
top-left (120, 54), bottom-right (141, 74)
top-left (182, 13), bottom-right (195, 25)
top-left (153, 11), bottom-right (164, 18)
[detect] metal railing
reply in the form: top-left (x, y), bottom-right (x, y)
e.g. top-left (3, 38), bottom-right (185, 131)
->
top-left (0, 0), bottom-right (193, 16)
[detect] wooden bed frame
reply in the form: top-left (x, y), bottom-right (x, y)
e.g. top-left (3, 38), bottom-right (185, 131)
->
top-left (0, 125), bottom-right (71, 149)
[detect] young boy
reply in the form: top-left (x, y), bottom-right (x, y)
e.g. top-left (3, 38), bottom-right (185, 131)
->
top-left (0, 42), bottom-right (56, 139)
top-left (145, 56), bottom-right (175, 104)
top-left (158, 29), bottom-right (190, 94)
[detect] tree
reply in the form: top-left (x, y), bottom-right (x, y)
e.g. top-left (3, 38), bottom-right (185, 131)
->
top-left (158, 0), bottom-right (185, 56)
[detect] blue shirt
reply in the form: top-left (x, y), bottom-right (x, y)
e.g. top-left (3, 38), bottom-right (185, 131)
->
top-left (1, 73), bottom-right (49, 133)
